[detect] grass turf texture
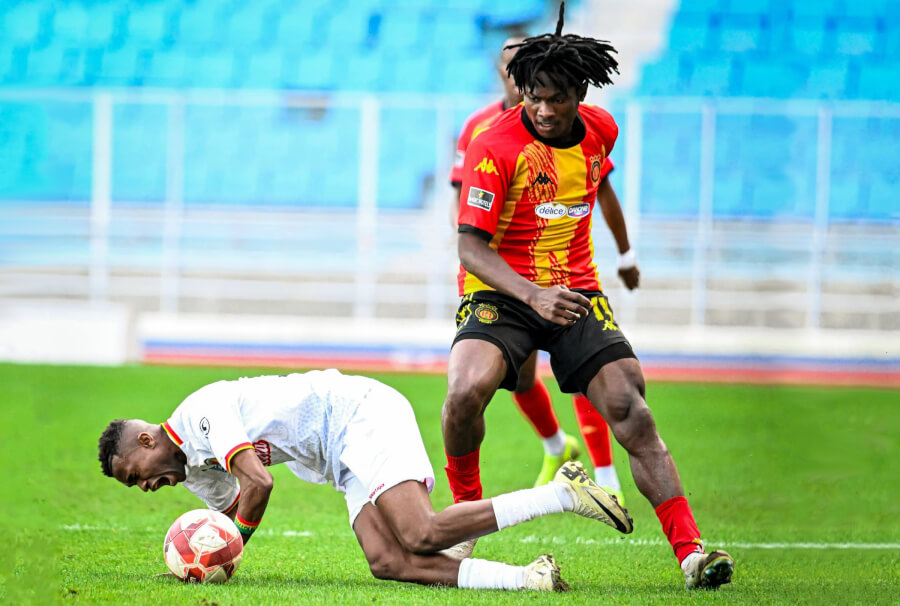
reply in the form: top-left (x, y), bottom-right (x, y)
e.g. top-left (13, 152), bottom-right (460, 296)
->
top-left (1, 362), bottom-right (898, 605)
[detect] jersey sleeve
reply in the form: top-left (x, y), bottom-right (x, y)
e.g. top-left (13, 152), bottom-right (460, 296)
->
top-left (182, 471), bottom-right (241, 513)
top-left (457, 135), bottom-right (511, 237)
top-left (181, 381), bottom-right (255, 474)
top-left (600, 157), bottom-right (614, 180)
top-left (449, 118), bottom-right (477, 186)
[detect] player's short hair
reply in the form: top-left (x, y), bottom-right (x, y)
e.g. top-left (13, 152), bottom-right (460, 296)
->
top-left (98, 419), bottom-right (128, 477)
top-left (505, 1), bottom-right (619, 94)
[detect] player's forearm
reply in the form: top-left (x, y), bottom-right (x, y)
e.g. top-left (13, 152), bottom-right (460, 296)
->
top-left (458, 233), bottom-right (542, 305)
top-left (597, 179), bottom-right (631, 254)
top-left (234, 480), bottom-right (271, 544)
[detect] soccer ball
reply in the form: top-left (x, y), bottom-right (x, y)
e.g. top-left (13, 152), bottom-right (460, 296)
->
top-left (163, 509), bottom-right (244, 583)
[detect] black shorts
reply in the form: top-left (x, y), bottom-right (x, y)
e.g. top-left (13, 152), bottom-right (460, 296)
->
top-left (452, 289), bottom-right (636, 394)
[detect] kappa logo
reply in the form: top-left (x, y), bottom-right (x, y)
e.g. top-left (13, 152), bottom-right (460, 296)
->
top-left (466, 187), bottom-right (495, 211)
top-left (531, 172), bottom-right (553, 186)
top-left (474, 157), bottom-right (499, 175)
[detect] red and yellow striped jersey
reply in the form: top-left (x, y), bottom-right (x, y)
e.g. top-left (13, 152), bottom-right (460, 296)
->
top-left (457, 104), bottom-right (618, 296)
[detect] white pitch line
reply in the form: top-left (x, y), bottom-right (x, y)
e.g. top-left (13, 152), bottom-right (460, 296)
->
top-left (520, 535), bottom-right (900, 550)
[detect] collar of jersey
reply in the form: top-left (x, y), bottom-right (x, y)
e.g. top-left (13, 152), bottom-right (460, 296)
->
top-left (520, 106), bottom-right (587, 148)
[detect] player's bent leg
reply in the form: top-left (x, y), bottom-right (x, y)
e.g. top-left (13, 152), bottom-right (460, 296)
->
top-left (353, 502), bottom-right (461, 587)
top-left (374, 480), bottom-right (499, 554)
top-left (584, 358), bottom-right (683, 508)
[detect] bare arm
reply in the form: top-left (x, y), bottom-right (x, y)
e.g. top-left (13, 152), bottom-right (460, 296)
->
top-left (458, 231), bottom-right (590, 325)
top-left (597, 178), bottom-right (640, 290)
top-left (228, 449), bottom-right (273, 545)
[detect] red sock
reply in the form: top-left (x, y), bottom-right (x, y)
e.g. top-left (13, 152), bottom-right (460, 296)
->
top-left (572, 394), bottom-right (613, 467)
top-left (512, 379), bottom-right (559, 439)
top-left (655, 496), bottom-right (704, 563)
top-left (444, 449), bottom-right (482, 503)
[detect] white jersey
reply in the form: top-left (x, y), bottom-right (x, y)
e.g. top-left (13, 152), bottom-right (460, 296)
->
top-left (162, 370), bottom-right (379, 512)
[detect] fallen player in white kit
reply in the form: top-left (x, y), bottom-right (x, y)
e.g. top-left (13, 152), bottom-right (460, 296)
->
top-left (98, 370), bottom-right (633, 591)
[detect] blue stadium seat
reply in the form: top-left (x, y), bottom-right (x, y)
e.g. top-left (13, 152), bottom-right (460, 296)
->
top-left (856, 62), bottom-right (900, 100)
top-left (432, 12), bottom-right (482, 49)
top-left (684, 56), bottom-right (734, 95)
top-left (748, 176), bottom-right (796, 217)
top-left (384, 52), bottom-right (434, 92)
top-left (867, 176), bottom-right (899, 220)
top-left (51, 4), bottom-right (89, 45)
top-left (716, 18), bottom-right (768, 54)
top-left (787, 20), bottom-right (831, 55)
top-left (712, 172), bottom-right (746, 216)
top-left (842, 0), bottom-right (890, 20)
top-left (721, 0), bottom-right (775, 19)
top-left (668, 17), bottom-right (713, 52)
top-left (803, 59), bottom-right (849, 98)
top-left (679, 0), bottom-right (726, 18)
top-left (274, 7), bottom-right (324, 51)
top-left (434, 53), bottom-right (493, 93)
top-left (1, 3), bottom-right (46, 46)
top-left (124, 3), bottom-right (173, 46)
top-left (482, 0), bottom-right (544, 26)
top-left (790, 0), bottom-right (843, 19)
top-left (0, 43), bottom-right (24, 84)
top-left (339, 50), bottom-right (386, 91)
top-left (642, 170), bottom-right (699, 216)
top-left (377, 12), bottom-right (426, 50)
top-left (185, 51), bottom-right (236, 88)
top-left (24, 43), bottom-right (66, 86)
top-left (222, 4), bottom-right (273, 50)
top-left (637, 55), bottom-right (686, 95)
top-left (828, 175), bottom-right (863, 220)
top-left (282, 51), bottom-right (336, 90)
top-left (833, 26), bottom-right (879, 56)
top-left (325, 7), bottom-right (373, 47)
top-left (94, 46), bottom-right (142, 87)
top-left (242, 51), bottom-right (284, 89)
top-left (173, 3), bottom-right (221, 49)
top-left (739, 60), bottom-right (806, 97)
top-left (143, 50), bottom-right (187, 87)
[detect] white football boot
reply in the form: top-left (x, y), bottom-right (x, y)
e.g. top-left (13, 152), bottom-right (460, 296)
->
top-left (522, 553), bottom-right (570, 592)
top-left (553, 461), bottom-right (634, 533)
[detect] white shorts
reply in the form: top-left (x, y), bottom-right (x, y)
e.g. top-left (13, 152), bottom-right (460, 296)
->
top-left (337, 381), bottom-right (435, 527)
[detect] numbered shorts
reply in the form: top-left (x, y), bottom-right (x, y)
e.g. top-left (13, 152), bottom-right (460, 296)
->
top-left (338, 380), bottom-right (435, 528)
top-left (452, 289), bottom-right (637, 394)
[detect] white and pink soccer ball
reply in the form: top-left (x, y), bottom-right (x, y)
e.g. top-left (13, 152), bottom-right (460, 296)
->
top-left (163, 509), bottom-right (243, 583)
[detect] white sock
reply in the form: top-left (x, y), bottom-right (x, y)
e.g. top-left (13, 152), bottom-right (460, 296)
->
top-left (594, 465), bottom-right (621, 491)
top-left (458, 558), bottom-right (525, 590)
top-left (491, 484), bottom-right (570, 530)
top-left (541, 429), bottom-right (567, 456)
top-left (681, 551), bottom-right (704, 574)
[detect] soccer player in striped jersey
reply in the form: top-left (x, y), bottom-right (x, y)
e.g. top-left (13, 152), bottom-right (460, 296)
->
top-left (450, 37), bottom-right (638, 501)
top-left (441, 3), bottom-right (734, 590)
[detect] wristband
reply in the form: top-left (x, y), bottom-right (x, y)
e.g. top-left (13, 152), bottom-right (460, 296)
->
top-left (617, 249), bottom-right (636, 269)
top-left (235, 513), bottom-right (260, 538)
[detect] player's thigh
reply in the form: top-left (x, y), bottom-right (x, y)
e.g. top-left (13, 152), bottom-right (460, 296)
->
top-left (513, 350), bottom-right (540, 393)
top-left (452, 292), bottom-right (540, 393)
top-left (547, 291), bottom-right (635, 394)
top-left (339, 385), bottom-right (436, 508)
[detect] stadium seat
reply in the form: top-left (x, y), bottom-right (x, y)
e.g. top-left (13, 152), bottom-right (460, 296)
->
top-left (24, 43), bottom-right (66, 86)
top-left (1, 3), bottom-right (46, 46)
top-left (432, 12), bottom-right (482, 49)
top-left (834, 25), bottom-right (879, 56)
top-left (124, 3), bottom-right (173, 46)
top-left (173, 3), bottom-right (221, 49)
top-left (273, 7), bottom-right (323, 51)
top-left (748, 176), bottom-right (796, 217)
top-left (242, 51), bottom-right (285, 89)
top-left (803, 59), bottom-right (850, 98)
top-left (679, 0), bottom-right (726, 18)
top-left (384, 52), bottom-right (434, 92)
top-left (222, 4), bottom-right (273, 50)
top-left (637, 55), bottom-right (687, 95)
top-left (716, 18), bottom-right (768, 54)
top-left (482, 0), bottom-right (545, 26)
top-left (712, 172), bottom-right (746, 216)
top-left (143, 50), bottom-right (188, 88)
top-left (434, 53), bottom-right (493, 93)
top-left (721, 0), bottom-right (775, 19)
top-left (325, 7), bottom-right (374, 47)
top-left (684, 56), bottom-right (734, 96)
top-left (51, 4), bottom-right (89, 45)
top-left (790, 0), bottom-right (843, 20)
top-left (376, 12), bottom-right (427, 50)
top-left (787, 20), bottom-right (831, 55)
top-left (668, 17), bottom-right (714, 53)
top-left (340, 50), bottom-right (386, 91)
top-left (856, 62), bottom-right (900, 100)
top-left (282, 51), bottom-right (336, 90)
top-left (738, 60), bottom-right (806, 97)
top-left (866, 176), bottom-right (898, 220)
top-left (841, 0), bottom-right (890, 20)
top-left (184, 51), bottom-right (236, 88)
top-left (95, 46), bottom-right (143, 87)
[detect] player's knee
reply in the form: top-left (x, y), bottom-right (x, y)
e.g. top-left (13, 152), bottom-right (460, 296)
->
top-left (366, 550), bottom-right (405, 581)
top-left (394, 524), bottom-right (440, 555)
top-left (443, 381), bottom-right (491, 422)
top-left (612, 396), bottom-right (661, 452)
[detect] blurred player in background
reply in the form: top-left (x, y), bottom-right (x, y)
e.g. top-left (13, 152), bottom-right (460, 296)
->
top-left (98, 370), bottom-right (633, 592)
top-left (442, 3), bottom-right (734, 590)
top-left (449, 36), bottom-right (639, 500)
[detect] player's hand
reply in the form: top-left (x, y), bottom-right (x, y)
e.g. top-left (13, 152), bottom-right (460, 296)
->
top-left (618, 265), bottom-right (640, 290)
top-left (529, 285), bottom-right (592, 326)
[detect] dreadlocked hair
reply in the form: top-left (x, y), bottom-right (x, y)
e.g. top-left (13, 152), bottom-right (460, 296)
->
top-left (505, 1), bottom-right (619, 93)
top-left (98, 419), bottom-right (127, 477)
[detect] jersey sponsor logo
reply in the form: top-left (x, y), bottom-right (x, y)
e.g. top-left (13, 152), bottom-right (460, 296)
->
top-left (467, 187), bottom-right (495, 211)
top-left (199, 417), bottom-right (210, 436)
top-left (535, 202), bottom-right (567, 219)
top-left (474, 303), bottom-right (499, 323)
top-left (253, 440), bottom-right (272, 466)
top-left (568, 202), bottom-right (591, 218)
top-left (531, 172), bottom-right (554, 186)
top-left (474, 157), bottom-right (499, 175)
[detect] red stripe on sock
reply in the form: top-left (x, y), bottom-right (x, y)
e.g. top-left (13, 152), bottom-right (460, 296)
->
top-left (573, 394), bottom-right (614, 466)
top-left (655, 496), bottom-right (704, 563)
top-left (512, 379), bottom-right (559, 439)
top-left (444, 449), bottom-right (482, 503)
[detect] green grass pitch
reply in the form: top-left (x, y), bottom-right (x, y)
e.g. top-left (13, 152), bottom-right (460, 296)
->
top-left (1, 362), bottom-right (898, 604)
